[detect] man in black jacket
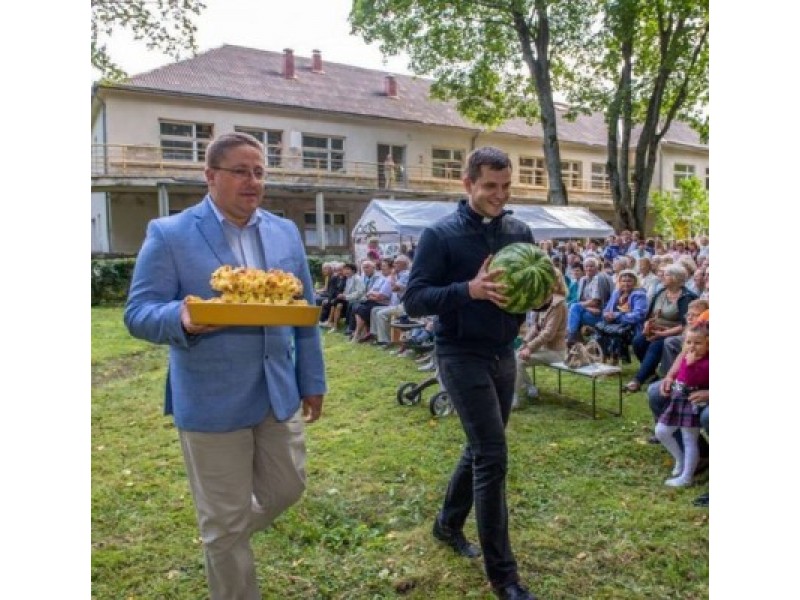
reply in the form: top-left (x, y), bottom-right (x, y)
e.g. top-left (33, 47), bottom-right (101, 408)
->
top-left (403, 147), bottom-right (538, 600)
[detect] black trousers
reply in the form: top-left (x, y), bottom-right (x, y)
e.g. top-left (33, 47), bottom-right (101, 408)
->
top-left (436, 350), bottom-right (519, 588)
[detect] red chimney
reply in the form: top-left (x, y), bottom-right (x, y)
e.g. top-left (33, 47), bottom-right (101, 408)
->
top-left (283, 48), bottom-right (296, 79)
top-left (312, 49), bottom-right (324, 74)
top-left (384, 75), bottom-right (398, 98)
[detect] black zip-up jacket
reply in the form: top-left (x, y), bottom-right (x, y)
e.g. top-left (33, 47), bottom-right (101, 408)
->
top-left (403, 199), bottom-right (535, 357)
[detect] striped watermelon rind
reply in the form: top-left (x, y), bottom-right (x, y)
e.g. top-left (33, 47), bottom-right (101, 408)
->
top-left (489, 243), bottom-right (556, 314)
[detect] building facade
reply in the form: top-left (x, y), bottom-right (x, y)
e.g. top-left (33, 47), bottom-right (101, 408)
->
top-left (91, 45), bottom-right (708, 255)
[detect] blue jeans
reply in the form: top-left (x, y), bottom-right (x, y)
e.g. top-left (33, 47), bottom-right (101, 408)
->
top-left (632, 333), bottom-right (666, 384)
top-left (437, 350), bottom-right (519, 588)
top-left (647, 381), bottom-right (709, 457)
top-left (566, 303), bottom-right (602, 338)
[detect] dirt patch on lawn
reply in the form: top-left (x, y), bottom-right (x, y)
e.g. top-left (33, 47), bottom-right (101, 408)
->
top-left (92, 348), bottom-right (165, 387)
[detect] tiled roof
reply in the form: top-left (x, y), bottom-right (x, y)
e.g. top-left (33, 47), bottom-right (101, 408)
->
top-left (114, 44), bottom-right (705, 149)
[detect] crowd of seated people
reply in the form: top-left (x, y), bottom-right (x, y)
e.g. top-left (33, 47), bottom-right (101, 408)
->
top-left (547, 233), bottom-right (710, 505)
top-left (320, 262), bottom-right (363, 331)
top-left (320, 232), bottom-right (710, 506)
top-left (592, 269), bottom-right (648, 365)
top-left (315, 261), bottom-right (345, 324)
top-left (370, 254), bottom-right (412, 347)
top-left (623, 263), bottom-right (698, 393)
top-left (351, 257), bottom-right (395, 343)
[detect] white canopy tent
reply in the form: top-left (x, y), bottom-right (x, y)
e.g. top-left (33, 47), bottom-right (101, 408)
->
top-left (352, 199), bottom-right (614, 262)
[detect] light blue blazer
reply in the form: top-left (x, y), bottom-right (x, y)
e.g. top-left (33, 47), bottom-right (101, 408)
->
top-left (124, 197), bottom-right (327, 432)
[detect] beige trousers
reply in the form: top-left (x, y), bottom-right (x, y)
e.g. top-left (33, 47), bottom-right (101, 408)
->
top-left (179, 411), bottom-right (306, 600)
top-left (515, 348), bottom-right (566, 395)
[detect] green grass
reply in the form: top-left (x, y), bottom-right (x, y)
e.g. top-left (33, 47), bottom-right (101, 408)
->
top-left (92, 307), bottom-right (708, 599)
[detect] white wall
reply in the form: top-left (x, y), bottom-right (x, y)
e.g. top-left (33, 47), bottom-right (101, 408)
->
top-left (100, 92), bottom-right (614, 185)
top-left (660, 146), bottom-right (709, 192)
top-left (91, 193), bottom-right (109, 253)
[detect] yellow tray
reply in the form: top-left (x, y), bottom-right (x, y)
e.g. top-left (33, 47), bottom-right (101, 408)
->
top-left (187, 303), bottom-right (321, 327)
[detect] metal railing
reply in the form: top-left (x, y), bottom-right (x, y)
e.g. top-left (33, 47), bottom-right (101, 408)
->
top-left (91, 144), bottom-right (612, 201)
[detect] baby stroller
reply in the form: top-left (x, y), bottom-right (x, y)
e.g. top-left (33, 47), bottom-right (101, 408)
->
top-left (394, 320), bottom-right (454, 418)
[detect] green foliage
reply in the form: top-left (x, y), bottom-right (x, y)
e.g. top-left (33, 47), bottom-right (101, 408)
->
top-left (93, 307), bottom-right (708, 599)
top-left (307, 256), bottom-right (323, 285)
top-left (350, 0), bottom-right (592, 127)
top-left (560, 0), bottom-right (709, 231)
top-left (650, 176), bottom-right (709, 239)
top-left (91, 0), bottom-right (207, 81)
top-left (92, 258), bottom-right (136, 306)
top-left (91, 257), bottom-right (336, 306)
top-left (350, 0), bottom-right (598, 205)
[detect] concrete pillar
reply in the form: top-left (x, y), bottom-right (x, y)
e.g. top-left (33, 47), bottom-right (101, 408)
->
top-left (315, 191), bottom-right (326, 250)
top-left (157, 184), bottom-right (170, 217)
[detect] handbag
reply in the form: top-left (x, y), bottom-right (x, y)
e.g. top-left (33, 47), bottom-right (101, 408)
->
top-left (594, 320), bottom-right (634, 340)
top-left (565, 340), bottom-right (604, 368)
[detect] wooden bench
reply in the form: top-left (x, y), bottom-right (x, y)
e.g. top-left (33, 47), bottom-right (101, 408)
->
top-left (530, 361), bottom-right (623, 419)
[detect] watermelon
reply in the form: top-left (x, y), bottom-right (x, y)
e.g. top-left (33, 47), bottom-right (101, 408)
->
top-left (489, 243), bottom-right (556, 314)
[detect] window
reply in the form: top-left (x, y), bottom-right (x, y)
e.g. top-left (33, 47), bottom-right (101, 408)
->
top-left (562, 160), bottom-right (583, 189)
top-left (160, 121), bottom-right (213, 161)
top-left (304, 212), bottom-right (347, 247)
top-left (235, 127), bottom-right (283, 167)
top-left (591, 162), bottom-right (610, 190)
top-left (519, 157), bottom-right (546, 186)
top-left (673, 163), bottom-right (696, 189)
top-left (302, 135), bottom-right (345, 171)
top-left (432, 148), bottom-right (464, 179)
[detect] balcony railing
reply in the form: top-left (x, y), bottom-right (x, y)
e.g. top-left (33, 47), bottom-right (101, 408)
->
top-left (91, 144), bottom-right (612, 202)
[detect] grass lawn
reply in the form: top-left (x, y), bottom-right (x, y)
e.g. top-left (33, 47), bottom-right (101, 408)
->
top-left (91, 307), bottom-right (708, 599)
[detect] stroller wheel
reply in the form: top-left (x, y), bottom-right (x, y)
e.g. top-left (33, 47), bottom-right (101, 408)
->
top-left (429, 391), bottom-right (454, 417)
top-left (396, 382), bottom-right (421, 406)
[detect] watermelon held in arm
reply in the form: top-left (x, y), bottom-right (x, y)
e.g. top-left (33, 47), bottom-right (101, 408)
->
top-left (489, 243), bottom-right (556, 314)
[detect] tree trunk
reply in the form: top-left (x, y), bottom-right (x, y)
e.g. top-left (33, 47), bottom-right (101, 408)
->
top-left (513, 3), bottom-right (568, 205)
top-left (608, 28), bottom-right (636, 231)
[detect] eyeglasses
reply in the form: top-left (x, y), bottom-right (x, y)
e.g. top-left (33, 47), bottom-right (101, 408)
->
top-left (212, 166), bottom-right (266, 180)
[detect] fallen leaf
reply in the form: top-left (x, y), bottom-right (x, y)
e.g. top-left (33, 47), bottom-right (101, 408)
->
top-left (166, 570), bottom-right (180, 580)
top-left (576, 552), bottom-right (588, 560)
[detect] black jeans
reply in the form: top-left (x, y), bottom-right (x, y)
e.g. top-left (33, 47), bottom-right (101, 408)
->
top-left (437, 350), bottom-right (519, 588)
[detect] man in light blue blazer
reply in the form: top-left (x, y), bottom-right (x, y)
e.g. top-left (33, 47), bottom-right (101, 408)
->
top-left (124, 132), bottom-right (327, 600)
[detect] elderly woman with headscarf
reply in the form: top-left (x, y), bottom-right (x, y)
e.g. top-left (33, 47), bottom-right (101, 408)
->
top-left (593, 269), bottom-right (648, 365)
top-left (623, 264), bottom-right (698, 392)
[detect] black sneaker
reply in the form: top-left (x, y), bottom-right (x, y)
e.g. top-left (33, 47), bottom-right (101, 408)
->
top-left (432, 518), bottom-right (481, 559)
top-left (493, 582), bottom-right (538, 600)
top-left (693, 492), bottom-right (709, 507)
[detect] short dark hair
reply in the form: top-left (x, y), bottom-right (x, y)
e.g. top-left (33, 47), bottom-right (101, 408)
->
top-left (205, 132), bottom-right (264, 168)
top-left (465, 146), bottom-right (512, 182)
top-left (343, 262), bottom-right (358, 272)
